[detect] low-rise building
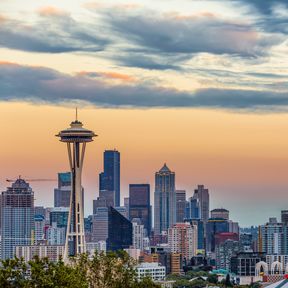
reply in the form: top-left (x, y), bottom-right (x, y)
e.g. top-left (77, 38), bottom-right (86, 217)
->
top-left (136, 262), bottom-right (166, 281)
top-left (15, 245), bottom-right (64, 262)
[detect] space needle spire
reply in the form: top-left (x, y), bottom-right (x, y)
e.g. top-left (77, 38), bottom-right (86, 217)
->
top-left (56, 110), bottom-right (97, 260)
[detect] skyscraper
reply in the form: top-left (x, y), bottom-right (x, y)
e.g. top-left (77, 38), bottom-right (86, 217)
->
top-left (176, 190), bottom-right (186, 223)
top-left (93, 190), bottom-right (115, 214)
top-left (129, 184), bottom-right (151, 236)
top-left (168, 223), bottom-right (198, 262)
top-left (192, 185), bottom-right (210, 225)
top-left (1, 178), bottom-right (34, 259)
top-left (99, 150), bottom-right (120, 207)
top-left (154, 164), bottom-right (176, 235)
top-left (54, 172), bottom-right (71, 207)
top-left (57, 114), bottom-right (96, 259)
top-left (107, 206), bottom-right (132, 251)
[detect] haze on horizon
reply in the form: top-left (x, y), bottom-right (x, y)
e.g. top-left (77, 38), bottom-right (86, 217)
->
top-left (1, 0), bottom-right (288, 226)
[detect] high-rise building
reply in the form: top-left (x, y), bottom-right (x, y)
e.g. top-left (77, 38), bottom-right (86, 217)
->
top-left (57, 115), bottom-right (96, 259)
top-left (54, 172), bottom-right (71, 207)
top-left (46, 222), bottom-right (66, 245)
top-left (282, 211), bottom-right (288, 225)
top-left (132, 218), bottom-right (145, 251)
top-left (259, 218), bottom-right (283, 255)
top-left (185, 197), bottom-right (200, 220)
top-left (93, 190), bottom-right (115, 214)
top-left (211, 208), bottom-right (229, 220)
top-left (124, 197), bottom-right (129, 216)
top-left (34, 214), bottom-right (45, 244)
top-left (129, 184), bottom-right (151, 236)
top-left (192, 185), bottom-right (210, 225)
top-left (1, 178), bottom-right (34, 259)
top-left (92, 207), bottom-right (109, 242)
top-left (176, 190), bottom-right (186, 223)
top-left (49, 207), bottom-right (69, 228)
top-left (154, 164), bottom-right (176, 235)
top-left (107, 207), bottom-right (132, 251)
top-left (34, 206), bottom-right (45, 217)
top-left (99, 150), bottom-right (120, 207)
top-left (206, 218), bottom-right (230, 252)
top-left (168, 223), bottom-right (198, 263)
top-left (215, 239), bottom-right (240, 271)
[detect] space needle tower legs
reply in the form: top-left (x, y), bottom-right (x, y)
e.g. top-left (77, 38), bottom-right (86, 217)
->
top-left (56, 111), bottom-right (96, 261)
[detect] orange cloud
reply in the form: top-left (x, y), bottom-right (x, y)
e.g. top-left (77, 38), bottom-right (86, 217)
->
top-left (100, 72), bottom-right (136, 82)
top-left (77, 71), bottom-right (136, 83)
top-left (0, 61), bottom-right (17, 66)
top-left (0, 15), bottom-right (7, 22)
top-left (38, 6), bottom-right (67, 17)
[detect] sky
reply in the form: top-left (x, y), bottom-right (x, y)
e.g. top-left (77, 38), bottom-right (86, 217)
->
top-left (1, 0), bottom-right (288, 226)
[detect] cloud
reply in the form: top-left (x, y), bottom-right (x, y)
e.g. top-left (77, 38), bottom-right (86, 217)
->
top-left (0, 12), bottom-right (109, 53)
top-left (106, 11), bottom-right (279, 58)
top-left (0, 62), bottom-right (288, 111)
top-left (77, 71), bottom-right (136, 82)
top-left (239, 0), bottom-right (288, 15)
top-left (37, 6), bottom-right (68, 17)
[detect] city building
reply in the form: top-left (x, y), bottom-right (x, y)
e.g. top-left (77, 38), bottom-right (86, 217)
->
top-left (136, 263), bottom-right (166, 281)
top-left (129, 184), bottom-right (151, 236)
top-left (206, 218), bottom-right (229, 252)
top-left (281, 211), bottom-right (288, 225)
top-left (192, 185), bottom-right (210, 225)
top-left (49, 207), bottom-right (69, 229)
top-left (132, 218), bottom-right (145, 251)
top-left (176, 190), bottom-right (186, 223)
top-left (229, 221), bottom-right (240, 234)
top-left (258, 218), bottom-right (283, 255)
top-left (185, 197), bottom-right (200, 220)
top-left (240, 233), bottom-right (254, 252)
top-left (143, 250), bottom-right (182, 275)
top-left (54, 172), bottom-right (71, 208)
top-left (107, 206), bottom-right (132, 251)
top-left (15, 245), bottom-right (64, 262)
top-left (57, 115), bottom-right (96, 259)
top-left (230, 252), bottom-right (266, 276)
top-left (215, 232), bottom-right (239, 246)
top-left (93, 189), bottom-right (115, 214)
top-left (124, 197), bottom-right (129, 216)
top-left (34, 214), bottom-right (45, 244)
top-left (154, 164), bottom-right (176, 235)
top-left (34, 206), bottom-right (45, 217)
top-left (215, 239), bottom-right (240, 271)
top-left (92, 207), bottom-right (109, 242)
top-left (99, 150), bottom-right (120, 207)
top-left (168, 223), bottom-right (198, 262)
top-left (211, 208), bottom-right (229, 220)
top-left (86, 241), bottom-right (106, 254)
top-left (46, 222), bottom-right (66, 245)
top-left (1, 178), bottom-right (34, 259)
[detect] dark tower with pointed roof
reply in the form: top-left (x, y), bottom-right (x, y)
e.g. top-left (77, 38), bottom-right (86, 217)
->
top-left (154, 164), bottom-right (176, 235)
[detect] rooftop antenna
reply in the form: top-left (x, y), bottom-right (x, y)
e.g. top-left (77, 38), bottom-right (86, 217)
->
top-left (76, 107), bottom-right (78, 121)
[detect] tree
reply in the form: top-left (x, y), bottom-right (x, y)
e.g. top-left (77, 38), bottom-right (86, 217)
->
top-left (207, 273), bottom-right (218, 284)
top-left (0, 252), bottom-right (162, 288)
top-left (225, 274), bottom-right (232, 287)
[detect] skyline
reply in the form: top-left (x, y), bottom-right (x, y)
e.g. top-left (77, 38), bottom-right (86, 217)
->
top-left (2, 103), bottom-right (288, 227)
top-left (1, 0), bottom-right (288, 227)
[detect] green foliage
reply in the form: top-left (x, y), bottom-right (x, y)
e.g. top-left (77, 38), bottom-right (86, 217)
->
top-left (0, 251), bottom-right (160, 288)
top-left (207, 273), bottom-right (218, 284)
top-left (225, 274), bottom-right (233, 287)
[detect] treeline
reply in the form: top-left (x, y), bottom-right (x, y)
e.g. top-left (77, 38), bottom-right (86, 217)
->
top-left (0, 251), bottom-right (160, 288)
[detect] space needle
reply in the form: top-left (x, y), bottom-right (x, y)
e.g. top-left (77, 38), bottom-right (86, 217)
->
top-left (56, 110), bottom-right (96, 260)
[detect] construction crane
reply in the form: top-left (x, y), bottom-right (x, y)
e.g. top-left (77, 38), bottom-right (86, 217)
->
top-left (6, 176), bottom-right (56, 182)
